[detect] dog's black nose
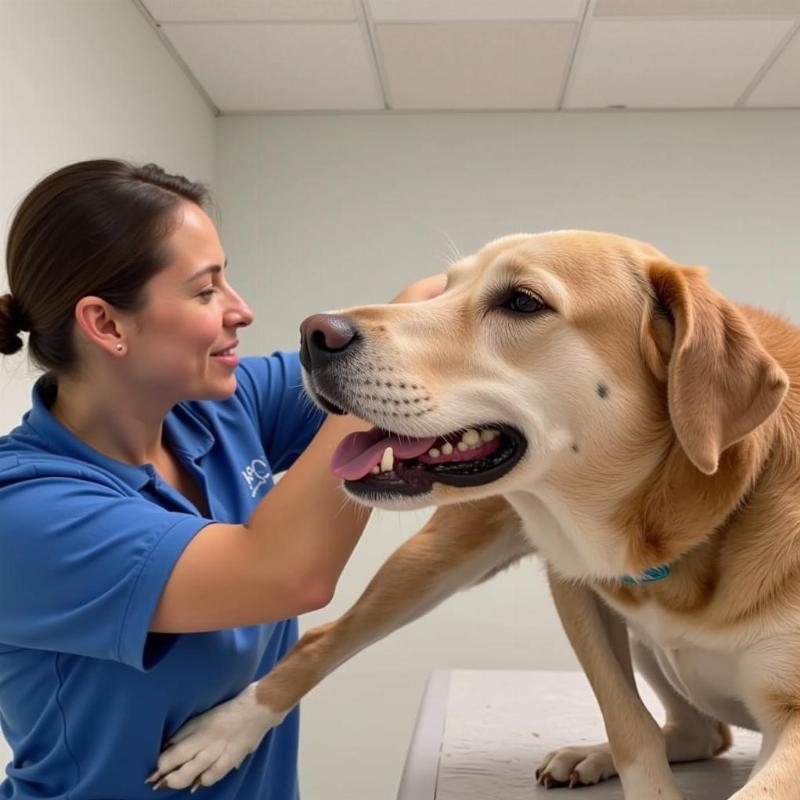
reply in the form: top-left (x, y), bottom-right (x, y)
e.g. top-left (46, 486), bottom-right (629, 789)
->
top-left (300, 314), bottom-right (360, 372)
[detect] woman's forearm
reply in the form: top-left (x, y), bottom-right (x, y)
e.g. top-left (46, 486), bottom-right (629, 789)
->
top-left (244, 414), bottom-right (372, 603)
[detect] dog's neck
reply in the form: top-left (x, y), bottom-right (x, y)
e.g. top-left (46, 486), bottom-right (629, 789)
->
top-left (508, 426), bottom-right (773, 587)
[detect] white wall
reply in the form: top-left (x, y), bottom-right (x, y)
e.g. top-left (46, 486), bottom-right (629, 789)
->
top-left (215, 110), bottom-right (800, 800)
top-left (0, 0), bottom-right (214, 772)
top-left (3, 5), bottom-right (800, 795)
top-left (0, 0), bottom-right (215, 434)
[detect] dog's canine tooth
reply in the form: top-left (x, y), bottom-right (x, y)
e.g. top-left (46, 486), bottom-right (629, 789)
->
top-left (380, 446), bottom-right (394, 473)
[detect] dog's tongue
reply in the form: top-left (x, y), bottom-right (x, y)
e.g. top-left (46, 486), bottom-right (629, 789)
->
top-left (331, 428), bottom-right (437, 480)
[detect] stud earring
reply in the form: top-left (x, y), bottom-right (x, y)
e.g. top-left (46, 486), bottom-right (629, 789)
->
top-left (115, 343), bottom-right (125, 353)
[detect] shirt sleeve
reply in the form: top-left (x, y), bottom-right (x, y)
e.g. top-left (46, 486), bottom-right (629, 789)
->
top-left (234, 351), bottom-right (326, 473)
top-left (0, 467), bottom-right (210, 671)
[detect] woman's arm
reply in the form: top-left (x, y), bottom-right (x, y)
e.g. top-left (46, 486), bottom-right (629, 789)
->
top-left (151, 274), bottom-right (446, 633)
top-left (150, 414), bottom-right (371, 632)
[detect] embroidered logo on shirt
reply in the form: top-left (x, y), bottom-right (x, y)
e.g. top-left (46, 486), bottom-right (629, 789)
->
top-left (242, 458), bottom-right (272, 498)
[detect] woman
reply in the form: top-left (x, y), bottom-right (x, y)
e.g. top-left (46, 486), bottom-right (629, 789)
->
top-left (0, 159), bottom-right (443, 798)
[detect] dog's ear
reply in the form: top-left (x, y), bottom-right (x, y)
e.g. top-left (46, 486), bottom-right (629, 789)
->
top-left (641, 260), bottom-right (788, 475)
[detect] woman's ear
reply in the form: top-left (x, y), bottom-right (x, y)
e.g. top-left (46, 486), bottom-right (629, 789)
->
top-left (73, 296), bottom-right (127, 356)
top-left (642, 260), bottom-right (788, 475)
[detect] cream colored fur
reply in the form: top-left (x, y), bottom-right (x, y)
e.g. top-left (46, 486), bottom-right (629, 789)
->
top-left (150, 231), bottom-right (799, 799)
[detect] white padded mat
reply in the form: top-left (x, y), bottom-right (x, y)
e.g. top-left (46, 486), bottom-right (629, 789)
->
top-left (398, 670), bottom-right (762, 800)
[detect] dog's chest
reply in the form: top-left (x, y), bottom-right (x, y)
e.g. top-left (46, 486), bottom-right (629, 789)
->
top-left (625, 611), bottom-right (759, 730)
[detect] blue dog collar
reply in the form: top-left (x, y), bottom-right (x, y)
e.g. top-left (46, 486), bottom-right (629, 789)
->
top-left (621, 564), bottom-right (671, 585)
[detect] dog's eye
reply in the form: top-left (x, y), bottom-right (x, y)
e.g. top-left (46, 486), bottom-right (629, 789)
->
top-left (502, 291), bottom-right (548, 314)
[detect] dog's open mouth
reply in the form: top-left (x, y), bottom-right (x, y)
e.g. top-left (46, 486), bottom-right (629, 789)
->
top-left (331, 424), bottom-right (527, 497)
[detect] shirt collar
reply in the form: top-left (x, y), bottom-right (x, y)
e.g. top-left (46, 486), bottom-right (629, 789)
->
top-left (164, 403), bottom-right (215, 462)
top-left (25, 376), bottom-right (214, 490)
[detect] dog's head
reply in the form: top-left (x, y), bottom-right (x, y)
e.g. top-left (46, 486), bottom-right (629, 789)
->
top-left (301, 231), bottom-right (788, 512)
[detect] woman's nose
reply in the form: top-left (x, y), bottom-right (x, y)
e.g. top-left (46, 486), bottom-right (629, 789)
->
top-left (225, 291), bottom-right (254, 328)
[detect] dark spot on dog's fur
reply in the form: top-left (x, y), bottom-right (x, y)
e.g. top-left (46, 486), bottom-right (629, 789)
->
top-left (597, 382), bottom-right (609, 399)
top-left (571, 443), bottom-right (579, 453)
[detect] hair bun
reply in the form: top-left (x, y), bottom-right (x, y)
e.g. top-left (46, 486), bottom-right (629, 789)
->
top-left (0, 293), bottom-right (27, 355)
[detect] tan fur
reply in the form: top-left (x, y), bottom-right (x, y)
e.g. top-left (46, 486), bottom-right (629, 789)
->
top-left (256, 496), bottom-right (530, 714)
top-left (156, 231), bottom-right (800, 797)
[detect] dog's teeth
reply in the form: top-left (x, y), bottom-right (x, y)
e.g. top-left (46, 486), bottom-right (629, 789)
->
top-left (371, 465), bottom-right (380, 475)
top-left (428, 448), bottom-right (440, 458)
top-left (380, 446), bottom-right (394, 473)
top-left (481, 429), bottom-right (498, 442)
top-left (441, 442), bottom-right (453, 455)
top-left (457, 441), bottom-right (469, 452)
top-left (462, 429), bottom-right (480, 446)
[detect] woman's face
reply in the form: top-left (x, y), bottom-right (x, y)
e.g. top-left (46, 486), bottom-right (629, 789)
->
top-left (124, 202), bottom-right (253, 403)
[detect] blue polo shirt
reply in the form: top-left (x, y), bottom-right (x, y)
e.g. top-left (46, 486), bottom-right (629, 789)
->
top-left (0, 353), bottom-right (325, 799)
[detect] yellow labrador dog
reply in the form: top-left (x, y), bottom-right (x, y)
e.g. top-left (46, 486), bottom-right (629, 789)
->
top-left (150, 231), bottom-right (799, 800)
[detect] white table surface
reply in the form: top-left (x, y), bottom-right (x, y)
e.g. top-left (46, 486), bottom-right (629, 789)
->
top-left (397, 670), bottom-right (761, 800)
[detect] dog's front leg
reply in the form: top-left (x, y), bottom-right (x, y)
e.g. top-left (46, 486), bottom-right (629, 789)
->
top-left (148, 497), bottom-right (530, 791)
top-left (729, 712), bottom-right (800, 799)
top-left (541, 572), bottom-right (685, 799)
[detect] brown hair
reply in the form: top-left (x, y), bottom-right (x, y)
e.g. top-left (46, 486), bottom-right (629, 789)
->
top-left (0, 159), bottom-right (209, 373)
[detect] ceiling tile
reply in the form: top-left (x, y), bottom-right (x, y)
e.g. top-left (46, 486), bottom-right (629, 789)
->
top-left (142, 0), bottom-right (357, 22)
top-left (160, 22), bottom-right (383, 111)
top-left (368, 0), bottom-right (583, 22)
top-left (377, 21), bottom-right (575, 109)
top-left (594, 0), bottom-right (800, 16)
top-left (566, 19), bottom-right (794, 108)
top-left (746, 28), bottom-right (800, 106)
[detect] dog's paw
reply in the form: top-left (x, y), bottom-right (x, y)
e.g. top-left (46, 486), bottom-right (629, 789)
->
top-left (146, 683), bottom-right (285, 791)
top-left (535, 743), bottom-right (617, 788)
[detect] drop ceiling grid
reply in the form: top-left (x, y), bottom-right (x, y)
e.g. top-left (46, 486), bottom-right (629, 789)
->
top-left (565, 18), bottom-right (796, 109)
top-left (159, 21), bottom-right (384, 112)
top-left (745, 22), bottom-right (800, 106)
top-left (137, 0), bottom-right (800, 112)
top-left (141, 0), bottom-right (359, 22)
top-left (375, 21), bottom-right (576, 110)
top-left (594, 0), bottom-right (800, 17)
top-left (366, 0), bottom-right (585, 23)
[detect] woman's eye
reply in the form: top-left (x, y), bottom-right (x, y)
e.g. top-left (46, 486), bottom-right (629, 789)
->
top-left (198, 287), bottom-right (217, 301)
top-left (501, 290), bottom-right (548, 314)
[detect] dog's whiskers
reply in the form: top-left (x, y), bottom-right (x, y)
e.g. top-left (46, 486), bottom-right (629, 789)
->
top-left (439, 229), bottom-right (463, 266)
top-left (296, 385), bottom-right (322, 418)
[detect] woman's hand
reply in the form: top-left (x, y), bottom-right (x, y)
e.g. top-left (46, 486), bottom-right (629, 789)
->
top-left (391, 273), bottom-right (447, 304)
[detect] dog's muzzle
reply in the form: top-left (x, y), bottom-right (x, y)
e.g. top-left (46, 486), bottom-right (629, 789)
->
top-left (299, 312), bottom-right (528, 499)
